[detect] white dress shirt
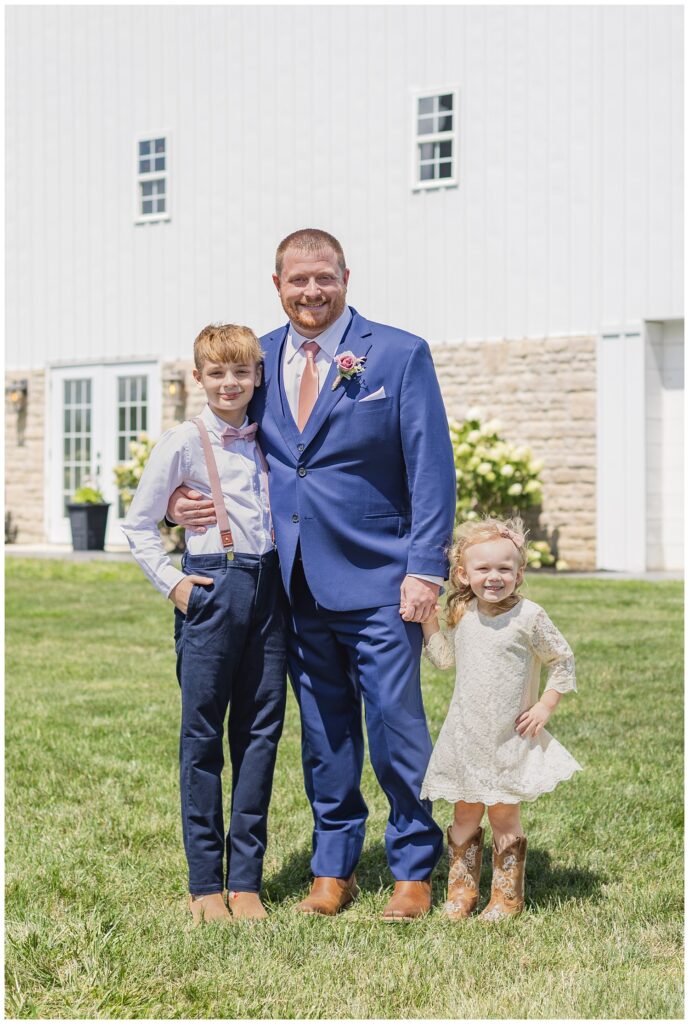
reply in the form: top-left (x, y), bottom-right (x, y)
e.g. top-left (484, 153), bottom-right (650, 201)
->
top-left (281, 306), bottom-right (444, 588)
top-left (121, 404), bottom-right (273, 598)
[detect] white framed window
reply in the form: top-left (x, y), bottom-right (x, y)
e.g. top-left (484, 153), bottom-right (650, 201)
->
top-left (411, 88), bottom-right (458, 191)
top-left (135, 134), bottom-right (170, 223)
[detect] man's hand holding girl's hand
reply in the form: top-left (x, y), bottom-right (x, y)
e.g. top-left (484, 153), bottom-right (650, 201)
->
top-left (399, 577), bottom-right (440, 623)
top-left (169, 575), bottom-right (213, 614)
top-left (515, 689), bottom-right (562, 738)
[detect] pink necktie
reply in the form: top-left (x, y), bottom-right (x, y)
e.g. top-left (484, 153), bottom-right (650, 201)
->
top-left (221, 422), bottom-right (258, 444)
top-left (297, 342), bottom-right (320, 431)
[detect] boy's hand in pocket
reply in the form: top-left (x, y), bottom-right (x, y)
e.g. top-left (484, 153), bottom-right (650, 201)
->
top-left (169, 575), bottom-right (213, 614)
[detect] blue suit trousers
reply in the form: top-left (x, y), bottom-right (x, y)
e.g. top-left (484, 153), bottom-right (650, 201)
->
top-left (287, 557), bottom-right (443, 880)
top-left (174, 550), bottom-right (287, 895)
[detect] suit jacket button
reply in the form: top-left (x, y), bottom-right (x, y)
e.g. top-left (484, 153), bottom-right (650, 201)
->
top-left (298, 466), bottom-right (307, 477)
top-left (292, 513), bottom-right (300, 523)
top-left (297, 443), bottom-right (305, 452)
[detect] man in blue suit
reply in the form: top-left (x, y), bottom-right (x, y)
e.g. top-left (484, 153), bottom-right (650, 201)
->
top-left (170, 229), bottom-right (456, 920)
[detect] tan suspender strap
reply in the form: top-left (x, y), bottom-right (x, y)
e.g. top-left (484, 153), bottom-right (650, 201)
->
top-left (193, 416), bottom-right (234, 550)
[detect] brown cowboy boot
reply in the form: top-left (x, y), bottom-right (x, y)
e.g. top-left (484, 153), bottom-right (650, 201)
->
top-left (294, 875), bottom-right (359, 915)
top-left (381, 880), bottom-right (432, 922)
top-left (188, 892), bottom-right (233, 926)
top-left (444, 825), bottom-right (484, 920)
top-left (479, 834), bottom-right (527, 921)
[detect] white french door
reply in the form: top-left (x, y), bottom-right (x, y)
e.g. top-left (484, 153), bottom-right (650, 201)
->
top-left (49, 362), bottom-right (161, 545)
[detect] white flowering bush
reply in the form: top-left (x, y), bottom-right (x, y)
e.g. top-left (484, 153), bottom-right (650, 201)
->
top-left (113, 436), bottom-right (155, 512)
top-left (114, 435), bottom-right (185, 552)
top-left (450, 410), bottom-right (557, 568)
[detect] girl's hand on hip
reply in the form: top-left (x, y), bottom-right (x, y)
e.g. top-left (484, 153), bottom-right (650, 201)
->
top-left (515, 701), bottom-right (552, 738)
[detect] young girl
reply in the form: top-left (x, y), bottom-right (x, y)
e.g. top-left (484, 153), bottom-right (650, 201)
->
top-left (420, 516), bottom-right (581, 922)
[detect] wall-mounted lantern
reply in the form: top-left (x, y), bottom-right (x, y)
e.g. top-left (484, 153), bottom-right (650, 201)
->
top-left (5, 379), bottom-right (28, 415)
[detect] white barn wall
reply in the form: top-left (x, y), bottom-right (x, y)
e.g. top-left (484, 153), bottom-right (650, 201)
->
top-left (6, 4), bottom-right (683, 371)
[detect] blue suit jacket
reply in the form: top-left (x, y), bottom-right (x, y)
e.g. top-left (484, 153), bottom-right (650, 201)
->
top-left (251, 308), bottom-right (456, 611)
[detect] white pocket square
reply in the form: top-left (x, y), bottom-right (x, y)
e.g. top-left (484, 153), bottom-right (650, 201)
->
top-left (360, 386), bottom-right (386, 402)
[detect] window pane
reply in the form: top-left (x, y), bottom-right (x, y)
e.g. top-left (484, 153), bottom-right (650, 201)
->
top-left (420, 164), bottom-right (435, 181)
top-left (439, 94), bottom-right (453, 111)
top-left (139, 159), bottom-right (151, 174)
top-left (74, 410), bottom-right (82, 433)
top-left (154, 157), bottom-right (165, 172)
top-left (64, 409), bottom-right (70, 433)
top-left (139, 140), bottom-right (151, 156)
top-left (142, 181), bottom-right (153, 197)
top-left (118, 437), bottom-right (127, 461)
top-left (418, 96), bottom-right (434, 115)
top-left (438, 114), bottom-right (453, 132)
top-left (142, 200), bottom-right (153, 215)
top-left (419, 143), bottom-right (434, 161)
top-left (155, 138), bottom-right (166, 152)
top-left (439, 141), bottom-right (452, 158)
top-left (156, 198), bottom-right (166, 213)
top-left (438, 162), bottom-right (453, 178)
top-left (118, 378), bottom-right (126, 402)
top-left (153, 179), bottom-right (165, 194)
top-left (119, 407), bottom-right (126, 432)
top-left (85, 380), bottom-right (91, 402)
top-left (417, 116), bottom-right (435, 136)
top-left (141, 408), bottom-right (147, 430)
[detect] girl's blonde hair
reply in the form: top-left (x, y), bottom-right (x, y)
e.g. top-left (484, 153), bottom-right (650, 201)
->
top-left (445, 515), bottom-right (529, 627)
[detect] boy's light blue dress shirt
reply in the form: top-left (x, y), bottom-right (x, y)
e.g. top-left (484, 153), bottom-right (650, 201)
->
top-left (121, 403), bottom-right (273, 597)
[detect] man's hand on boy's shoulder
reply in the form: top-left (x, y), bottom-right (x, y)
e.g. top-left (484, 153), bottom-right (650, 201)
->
top-left (166, 485), bottom-right (217, 532)
top-left (169, 574), bottom-right (214, 614)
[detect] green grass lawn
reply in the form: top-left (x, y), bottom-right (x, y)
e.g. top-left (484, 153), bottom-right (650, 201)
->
top-left (5, 559), bottom-right (683, 1019)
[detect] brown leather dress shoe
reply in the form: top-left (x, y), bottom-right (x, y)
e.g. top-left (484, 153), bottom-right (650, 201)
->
top-left (382, 880), bottom-right (432, 922)
top-left (188, 892), bottom-right (232, 926)
top-left (294, 875), bottom-right (359, 915)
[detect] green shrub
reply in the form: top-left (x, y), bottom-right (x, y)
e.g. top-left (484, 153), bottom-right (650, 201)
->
top-left (450, 411), bottom-right (558, 568)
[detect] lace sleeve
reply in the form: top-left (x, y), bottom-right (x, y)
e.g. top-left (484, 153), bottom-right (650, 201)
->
top-left (530, 608), bottom-right (577, 694)
top-left (422, 630), bottom-right (455, 670)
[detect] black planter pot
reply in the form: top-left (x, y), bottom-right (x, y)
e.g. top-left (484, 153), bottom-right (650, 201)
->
top-left (67, 503), bottom-right (110, 551)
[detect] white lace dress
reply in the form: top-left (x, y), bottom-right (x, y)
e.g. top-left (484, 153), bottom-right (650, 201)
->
top-left (420, 598), bottom-right (582, 805)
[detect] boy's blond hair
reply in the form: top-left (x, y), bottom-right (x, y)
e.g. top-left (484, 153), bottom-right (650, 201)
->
top-left (193, 324), bottom-right (263, 371)
top-left (445, 515), bottom-right (529, 627)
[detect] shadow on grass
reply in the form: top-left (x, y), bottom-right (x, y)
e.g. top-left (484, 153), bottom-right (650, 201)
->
top-left (264, 838), bottom-right (605, 913)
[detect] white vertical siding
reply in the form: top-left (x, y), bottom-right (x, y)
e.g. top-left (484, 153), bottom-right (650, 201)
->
top-left (646, 320), bottom-right (684, 570)
top-left (596, 330), bottom-right (647, 571)
top-left (6, 5), bottom-right (683, 369)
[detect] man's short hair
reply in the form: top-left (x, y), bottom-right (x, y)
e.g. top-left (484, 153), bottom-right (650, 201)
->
top-left (275, 228), bottom-right (347, 277)
top-left (193, 324), bottom-right (263, 370)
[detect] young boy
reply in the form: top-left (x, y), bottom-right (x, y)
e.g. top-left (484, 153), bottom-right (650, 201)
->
top-left (122, 324), bottom-right (287, 925)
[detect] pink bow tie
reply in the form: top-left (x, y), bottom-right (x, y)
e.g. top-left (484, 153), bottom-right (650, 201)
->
top-left (221, 422), bottom-right (258, 443)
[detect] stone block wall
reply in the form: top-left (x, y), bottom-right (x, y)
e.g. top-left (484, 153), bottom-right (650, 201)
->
top-left (5, 370), bottom-right (46, 544)
top-left (430, 335), bottom-right (597, 568)
top-left (6, 340), bottom-right (598, 566)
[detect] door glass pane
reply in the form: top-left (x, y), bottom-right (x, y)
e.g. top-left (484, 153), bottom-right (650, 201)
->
top-left (63, 378), bottom-right (92, 512)
top-left (116, 375), bottom-right (149, 517)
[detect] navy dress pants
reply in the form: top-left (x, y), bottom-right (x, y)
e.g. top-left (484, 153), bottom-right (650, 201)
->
top-left (287, 557), bottom-right (443, 881)
top-left (174, 550), bottom-right (287, 895)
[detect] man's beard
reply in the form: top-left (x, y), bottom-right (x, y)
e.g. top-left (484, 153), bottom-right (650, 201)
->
top-left (285, 293), bottom-right (347, 334)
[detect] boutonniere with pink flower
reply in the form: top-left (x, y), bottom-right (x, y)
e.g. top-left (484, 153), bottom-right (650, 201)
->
top-left (331, 351), bottom-right (366, 390)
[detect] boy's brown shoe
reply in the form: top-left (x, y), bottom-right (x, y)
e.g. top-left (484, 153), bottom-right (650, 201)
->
top-left (381, 880), bottom-right (432, 922)
top-left (188, 892), bottom-right (232, 926)
top-left (444, 825), bottom-right (484, 919)
top-left (227, 890), bottom-right (268, 920)
top-left (294, 874), bottom-right (359, 915)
